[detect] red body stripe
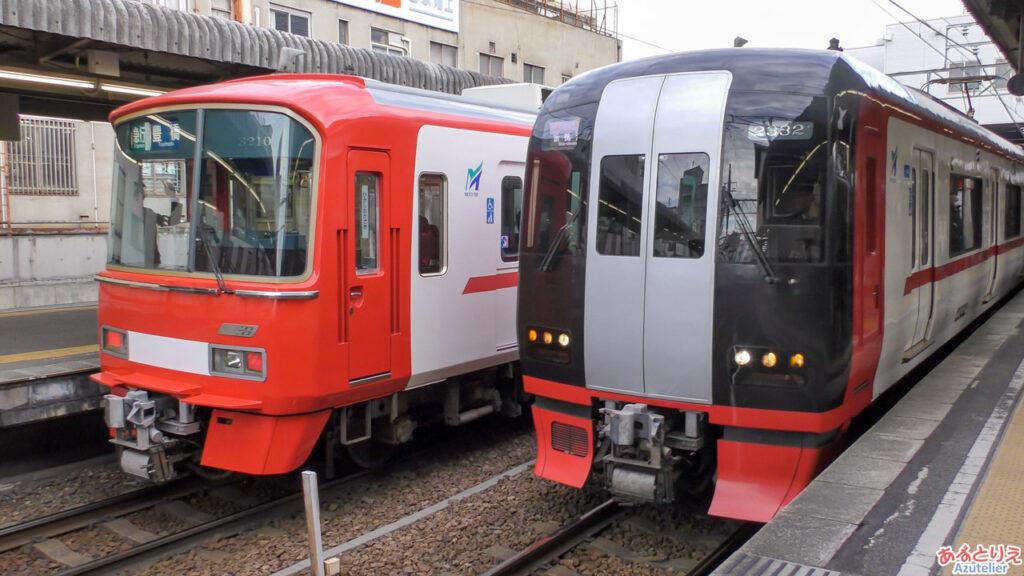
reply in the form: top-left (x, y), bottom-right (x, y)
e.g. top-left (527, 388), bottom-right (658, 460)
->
top-left (902, 239), bottom-right (1024, 295)
top-left (462, 271), bottom-right (518, 294)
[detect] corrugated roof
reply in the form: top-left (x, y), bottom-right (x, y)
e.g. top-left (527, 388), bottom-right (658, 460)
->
top-left (0, 0), bottom-right (508, 94)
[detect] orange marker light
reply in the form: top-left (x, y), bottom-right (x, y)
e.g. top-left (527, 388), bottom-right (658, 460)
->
top-left (528, 329), bottom-right (538, 342)
top-left (790, 353), bottom-right (805, 368)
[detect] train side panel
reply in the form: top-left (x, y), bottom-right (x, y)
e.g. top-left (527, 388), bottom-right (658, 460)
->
top-left (408, 126), bottom-right (527, 387)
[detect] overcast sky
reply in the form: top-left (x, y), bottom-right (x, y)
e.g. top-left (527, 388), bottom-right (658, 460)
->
top-left (615, 0), bottom-right (969, 60)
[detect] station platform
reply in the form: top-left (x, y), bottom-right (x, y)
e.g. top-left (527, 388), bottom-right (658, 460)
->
top-left (0, 305), bottom-right (101, 427)
top-left (714, 289), bottom-right (1024, 576)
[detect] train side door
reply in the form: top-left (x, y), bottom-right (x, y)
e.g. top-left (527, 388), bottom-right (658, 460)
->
top-left (496, 165), bottom-right (525, 351)
top-left (856, 125), bottom-right (884, 350)
top-left (346, 150), bottom-right (392, 382)
top-left (907, 149), bottom-right (934, 356)
top-left (984, 168), bottom-right (999, 302)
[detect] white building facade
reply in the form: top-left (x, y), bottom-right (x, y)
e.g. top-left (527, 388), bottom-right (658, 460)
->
top-left (848, 13), bottom-right (1024, 146)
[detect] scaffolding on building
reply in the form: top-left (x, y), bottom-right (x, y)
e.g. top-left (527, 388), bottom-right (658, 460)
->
top-left (493, 0), bottom-right (618, 37)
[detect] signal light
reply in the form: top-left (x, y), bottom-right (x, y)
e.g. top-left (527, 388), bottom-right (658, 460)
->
top-left (790, 353), bottom-right (805, 368)
top-left (762, 352), bottom-right (778, 368)
top-left (528, 329), bottom-right (538, 342)
top-left (543, 331), bottom-right (553, 345)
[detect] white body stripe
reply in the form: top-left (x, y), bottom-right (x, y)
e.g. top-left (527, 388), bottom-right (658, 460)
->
top-left (128, 331), bottom-right (210, 376)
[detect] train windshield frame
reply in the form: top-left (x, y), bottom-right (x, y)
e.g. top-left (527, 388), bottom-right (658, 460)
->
top-left (108, 107), bottom-right (318, 280)
top-left (717, 92), bottom-right (830, 264)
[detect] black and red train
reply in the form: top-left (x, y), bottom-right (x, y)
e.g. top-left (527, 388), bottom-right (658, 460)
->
top-left (517, 48), bottom-right (1024, 522)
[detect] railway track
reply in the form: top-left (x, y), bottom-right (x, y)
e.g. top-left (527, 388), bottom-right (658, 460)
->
top-left (0, 470), bottom-right (366, 576)
top-left (483, 500), bottom-right (757, 576)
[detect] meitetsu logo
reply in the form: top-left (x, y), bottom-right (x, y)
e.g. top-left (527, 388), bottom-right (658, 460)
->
top-left (465, 162), bottom-right (483, 196)
top-left (937, 543), bottom-right (1022, 574)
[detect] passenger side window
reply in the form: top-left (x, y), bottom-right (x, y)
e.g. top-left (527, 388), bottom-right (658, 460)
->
top-left (419, 174), bottom-right (446, 275)
top-left (653, 153), bottom-right (709, 258)
top-left (501, 176), bottom-right (523, 261)
top-left (949, 173), bottom-right (982, 256)
top-left (596, 154), bottom-right (645, 256)
top-left (1006, 183), bottom-right (1022, 240)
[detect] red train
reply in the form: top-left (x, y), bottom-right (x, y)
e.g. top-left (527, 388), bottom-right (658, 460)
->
top-left (95, 75), bottom-right (533, 481)
top-left (517, 49), bottom-right (1024, 522)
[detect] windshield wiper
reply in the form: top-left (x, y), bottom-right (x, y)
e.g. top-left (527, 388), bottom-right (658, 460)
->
top-left (538, 207), bottom-right (583, 272)
top-left (721, 175), bottom-right (777, 284)
top-left (196, 224), bottom-right (234, 295)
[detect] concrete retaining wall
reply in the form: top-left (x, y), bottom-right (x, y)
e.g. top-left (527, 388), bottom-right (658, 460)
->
top-left (0, 233), bottom-right (106, 311)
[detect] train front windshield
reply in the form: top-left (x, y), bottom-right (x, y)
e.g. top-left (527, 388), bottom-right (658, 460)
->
top-left (109, 109), bottom-right (316, 278)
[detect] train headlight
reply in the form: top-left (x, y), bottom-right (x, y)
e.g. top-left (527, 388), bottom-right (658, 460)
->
top-left (790, 353), bottom-right (805, 368)
top-left (543, 331), bottom-right (553, 345)
top-left (762, 352), bottom-right (778, 368)
top-left (211, 346), bottom-right (266, 381)
top-left (102, 327), bottom-right (128, 358)
top-left (558, 333), bottom-right (570, 347)
top-left (734, 350), bottom-right (752, 366)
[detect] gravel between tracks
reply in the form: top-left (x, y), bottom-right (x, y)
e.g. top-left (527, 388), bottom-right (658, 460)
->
top-left (0, 459), bottom-right (144, 528)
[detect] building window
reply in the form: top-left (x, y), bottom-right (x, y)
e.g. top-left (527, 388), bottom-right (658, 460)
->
top-left (430, 41), bottom-right (457, 67)
top-left (338, 19), bottom-right (349, 44)
top-left (271, 6), bottom-right (309, 37)
top-left (1006, 183), bottom-right (1022, 239)
top-left (501, 176), bottom-right (523, 261)
top-left (949, 173), bottom-right (983, 255)
top-left (479, 53), bottom-right (503, 77)
top-left (419, 174), bottom-right (446, 275)
top-left (5, 116), bottom-right (78, 196)
top-left (561, 73), bottom-right (572, 84)
top-left (524, 63), bottom-right (544, 84)
top-left (371, 28), bottom-right (408, 57)
top-left (210, 0), bottom-right (231, 18)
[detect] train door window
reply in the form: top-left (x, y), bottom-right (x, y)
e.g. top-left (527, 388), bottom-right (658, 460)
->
top-left (419, 173), bottom-right (446, 275)
top-left (653, 153), bottom-right (709, 258)
top-left (910, 167), bottom-right (917, 267)
top-left (949, 174), bottom-right (983, 256)
top-left (501, 176), bottom-right (523, 261)
top-left (922, 165), bottom-right (931, 265)
top-left (596, 154), bottom-right (645, 256)
top-left (355, 172), bottom-right (380, 274)
top-left (1005, 183), bottom-right (1021, 239)
top-left (866, 158), bottom-right (878, 254)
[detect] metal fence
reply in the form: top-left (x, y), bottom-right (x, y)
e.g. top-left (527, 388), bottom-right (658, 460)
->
top-left (3, 116), bottom-right (79, 196)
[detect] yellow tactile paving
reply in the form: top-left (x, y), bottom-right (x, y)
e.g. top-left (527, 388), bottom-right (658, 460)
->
top-left (0, 344), bottom-right (98, 365)
top-left (943, 395), bottom-right (1024, 576)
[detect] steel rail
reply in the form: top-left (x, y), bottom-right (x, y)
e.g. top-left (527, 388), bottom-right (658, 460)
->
top-left (480, 499), bottom-right (622, 576)
top-left (0, 481), bottom-right (202, 554)
top-left (53, 469), bottom-right (370, 576)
